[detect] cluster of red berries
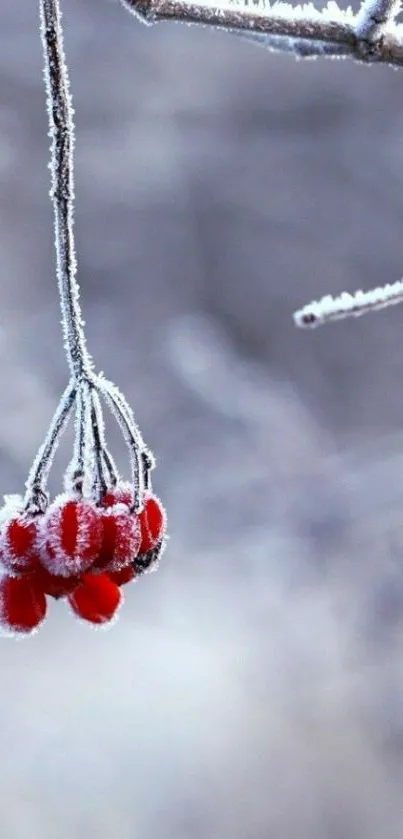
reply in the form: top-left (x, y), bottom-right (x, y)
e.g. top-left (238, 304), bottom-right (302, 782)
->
top-left (0, 482), bottom-right (166, 635)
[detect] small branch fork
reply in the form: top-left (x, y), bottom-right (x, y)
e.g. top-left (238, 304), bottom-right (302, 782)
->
top-left (25, 0), bottom-right (154, 513)
top-left (120, 0), bottom-right (403, 66)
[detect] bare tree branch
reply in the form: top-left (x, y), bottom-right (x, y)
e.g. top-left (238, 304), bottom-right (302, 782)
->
top-left (40, 0), bottom-right (93, 380)
top-left (120, 0), bottom-right (403, 66)
top-left (120, 0), bottom-right (403, 325)
top-left (294, 281), bottom-right (403, 328)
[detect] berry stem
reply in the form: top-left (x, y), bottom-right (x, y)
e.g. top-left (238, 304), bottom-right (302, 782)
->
top-left (68, 384), bottom-right (89, 496)
top-left (88, 387), bottom-right (118, 500)
top-left (24, 380), bottom-right (76, 512)
top-left (96, 376), bottom-right (148, 511)
top-left (141, 450), bottom-right (153, 492)
top-left (102, 447), bottom-right (119, 488)
top-left (39, 0), bottom-right (92, 382)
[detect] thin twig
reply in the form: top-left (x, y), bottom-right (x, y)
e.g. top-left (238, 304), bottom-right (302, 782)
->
top-left (89, 386), bottom-right (119, 500)
top-left (294, 279), bottom-right (403, 327)
top-left (40, 0), bottom-right (93, 380)
top-left (69, 384), bottom-right (89, 495)
top-left (24, 380), bottom-right (76, 510)
top-left (121, 0), bottom-right (356, 45)
top-left (88, 388), bottom-right (109, 501)
top-left (98, 377), bottom-right (156, 490)
top-left (97, 376), bottom-right (145, 511)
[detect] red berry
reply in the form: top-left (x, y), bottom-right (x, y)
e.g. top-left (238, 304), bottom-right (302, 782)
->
top-left (95, 506), bottom-right (141, 572)
top-left (41, 495), bottom-right (103, 577)
top-left (68, 572), bottom-right (122, 624)
top-left (108, 565), bottom-right (136, 586)
top-left (139, 495), bottom-right (166, 554)
top-left (0, 574), bottom-right (47, 634)
top-left (0, 514), bottom-right (42, 575)
top-left (32, 566), bottom-right (81, 599)
top-left (101, 482), bottom-right (133, 509)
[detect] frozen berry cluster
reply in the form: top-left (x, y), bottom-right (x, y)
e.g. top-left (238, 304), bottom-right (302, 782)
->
top-left (0, 0), bottom-right (167, 639)
top-left (0, 483), bottom-right (166, 635)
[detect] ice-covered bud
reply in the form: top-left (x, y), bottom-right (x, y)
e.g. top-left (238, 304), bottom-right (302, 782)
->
top-left (0, 574), bottom-right (47, 635)
top-left (68, 572), bottom-right (122, 624)
top-left (95, 504), bottom-right (141, 572)
top-left (40, 494), bottom-right (103, 577)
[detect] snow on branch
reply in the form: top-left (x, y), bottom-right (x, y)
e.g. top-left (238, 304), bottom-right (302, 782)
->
top-left (294, 280), bottom-right (403, 327)
top-left (120, 0), bottom-right (403, 66)
top-left (119, 0), bottom-right (403, 325)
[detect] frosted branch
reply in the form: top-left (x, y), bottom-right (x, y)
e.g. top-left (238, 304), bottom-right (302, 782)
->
top-left (40, 0), bottom-right (93, 380)
top-left (102, 447), bottom-right (119, 487)
top-left (356, 0), bottom-right (401, 39)
top-left (24, 380), bottom-right (76, 511)
top-left (96, 375), bottom-right (146, 512)
top-left (67, 383), bottom-right (89, 495)
top-left (88, 387), bottom-right (119, 500)
top-left (294, 279), bottom-right (403, 327)
top-left (141, 449), bottom-right (155, 492)
top-left (101, 382), bottom-right (156, 491)
top-left (120, 0), bottom-right (403, 66)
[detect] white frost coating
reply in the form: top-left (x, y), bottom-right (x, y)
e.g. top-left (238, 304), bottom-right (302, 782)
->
top-left (70, 386), bottom-right (88, 490)
top-left (237, 30), bottom-right (351, 55)
top-left (0, 512), bottom-right (40, 576)
top-left (101, 505), bottom-right (141, 571)
top-left (97, 374), bottom-right (148, 512)
top-left (0, 579), bottom-right (16, 639)
top-left (141, 537), bottom-right (168, 576)
top-left (39, 0), bottom-right (93, 380)
top-left (294, 279), bottom-right (403, 327)
top-left (0, 495), bottom-right (23, 526)
top-left (89, 387), bottom-right (119, 496)
top-left (24, 381), bottom-right (75, 507)
top-left (39, 492), bottom-right (102, 576)
top-left (113, 501), bottom-right (134, 514)
top-left (209, 0), bottom-right (356, 22)
top-left (64, 383), bottom-right (95, 498)
top-left (121, 0), bottom-right (403, 65)
top-left (105, 483), bottom-right (134, 508)
top-left (0, 498), bottom-right (23, 575)
top-left (0, 618), bottom-right (43, 640)
top-left (355, 0), bottom-right (401, 36)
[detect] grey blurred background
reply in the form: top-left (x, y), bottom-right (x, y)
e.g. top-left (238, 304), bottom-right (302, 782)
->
top-left (1, 1), bottom-right (403, 837)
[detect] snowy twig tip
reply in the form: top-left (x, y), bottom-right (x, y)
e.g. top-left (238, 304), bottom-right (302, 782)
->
top-left (294, 279), bottom-right (403, 328)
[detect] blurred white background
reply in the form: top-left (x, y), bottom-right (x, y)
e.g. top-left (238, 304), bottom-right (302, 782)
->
top-left (2, 1), bottom-right (403, 836)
